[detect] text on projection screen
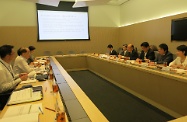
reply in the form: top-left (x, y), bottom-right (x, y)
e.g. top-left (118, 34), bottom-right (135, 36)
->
top-left (37, 10), bottom-right (89, 40)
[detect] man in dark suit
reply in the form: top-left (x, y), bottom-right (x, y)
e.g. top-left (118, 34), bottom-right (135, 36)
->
top-left (119, 44), bottom-right (127, 56)
top-left (154, 43), bottom-right (173, 65)
top-left (136, 42), bottom-right (155, 62)
top-left (107, 44), bottom-right (118, 56)
top-left (125, 44), bottom-right (139, 60)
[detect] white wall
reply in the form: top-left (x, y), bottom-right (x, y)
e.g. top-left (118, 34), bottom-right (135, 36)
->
top-left (0, 0), bottom-right (120, 27)
top-left (89, 5), bottom-right (120, 27)
top-left (120, 0), bottom-right (187, 26)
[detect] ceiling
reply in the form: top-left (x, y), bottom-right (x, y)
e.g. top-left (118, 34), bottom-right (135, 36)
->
top-left (62, 0), bottom-right (130, 6)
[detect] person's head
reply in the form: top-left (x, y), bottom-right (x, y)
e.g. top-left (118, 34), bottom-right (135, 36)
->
top-left (141, 42), bottom-right (150, 52)
top-left (0, 45), bottom-right (15, 63)
top-left (122, 44), bottom-right (127, 51)
top-left (150, 45), bottom-right (158, 51)
top-left (107, 44), bottom-right (113, 51)
top-left (18, 47), bottom-right (30, 59)
top-left (28, 46), bottom-right (36, 54)
top-left (127, 44), bottom-right (134, 52)
top-left (158, 43), bottom-right (168, 55)
top-left (176, 45), bottom-right (187, 57)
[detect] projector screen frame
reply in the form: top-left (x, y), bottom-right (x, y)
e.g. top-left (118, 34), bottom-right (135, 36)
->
top-left (36, 1), bottom-right (90, 42)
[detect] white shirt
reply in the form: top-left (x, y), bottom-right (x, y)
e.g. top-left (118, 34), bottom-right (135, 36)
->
top-left (124, 50), bottom-right (127, 56)
top-left (13, 56), bottom-right (36, 78)
top-left (169, 56), bottom-right (187, 67)
top-left (0, 58), bottom-right (21, 93)
top-left (144, 52), bottom-right (147, 59)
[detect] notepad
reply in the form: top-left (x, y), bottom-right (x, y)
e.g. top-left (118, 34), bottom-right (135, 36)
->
top-left (0, 103), bottom-right (43, 122)
top-left (20, 79), bottom-right (37, 84)
top-left (3, 103), bottom-right (43, 118)
top-left (7, 88), bottom-right (42, 105)
top-left (0, 113), bottom-right (39, 122)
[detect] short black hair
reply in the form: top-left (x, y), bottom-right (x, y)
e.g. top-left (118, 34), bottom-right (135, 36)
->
top-left (0, 45), bottom-right (14, 58)
top-left (107, 44), bottom-right (113, 48)
top-left (28, 46), bottom-right (36, 51)
top-left (159, 43), bottom-right (168, 52)
top-left (17, 48), bottom-right (28, 56)
top-left (177, 45), bottom-right (187, 56)
top-left (141, 42), bottom-right (149, 48)
top-left (123, 44), bottom-right (127, 48)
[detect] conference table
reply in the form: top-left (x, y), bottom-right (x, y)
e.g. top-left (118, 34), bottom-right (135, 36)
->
top-left (0, 56), bottom-right (108, 122)
top-left (1, 54), bottom-right (187, 122)
top-left (54, 53), bottom-right (187, 122)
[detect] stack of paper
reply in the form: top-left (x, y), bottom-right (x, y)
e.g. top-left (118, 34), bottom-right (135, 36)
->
top-left (0, 103), bottom-right (43, 122)
top-left (20, 79), bottom-right (37, 84)
top-left (7, 88), bottom-right (42, 105)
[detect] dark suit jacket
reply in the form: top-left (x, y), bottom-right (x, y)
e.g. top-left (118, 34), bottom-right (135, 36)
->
top-left (119, 50), bottom-right (127, 56)
top-left (139, 49), bottom-right (155, 61)
top-left (109, 50), bottom-right (118, 56)
top-left (154, 51), bottom-right (173, 65)
top-left (125, 50), bottom-right (139, 60)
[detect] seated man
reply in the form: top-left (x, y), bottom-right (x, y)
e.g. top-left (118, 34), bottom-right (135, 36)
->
top-left (13, 47), bottom-right (36, 78)
top-left (119, 44), bottom-right (127, 56)
top-left (27, 46), bottom-right (36, 65)
top-left (0, 45), bottom-right (28, 110)
top-left (154, 43), bottom-right (173, 65)
top-left (125, 44), bottom-right (139, 60)
top-left (107, 44), bottom-right (118, 56)
top-left (136, 42), bottom-right (155, 62)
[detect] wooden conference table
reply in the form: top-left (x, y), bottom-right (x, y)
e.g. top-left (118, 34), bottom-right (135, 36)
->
top-left (0, 56), bottom-right (108, 122)
top-left (55, 54), bottom-right (187, 122)
top-left (0, 75), bottom-right (68, 122)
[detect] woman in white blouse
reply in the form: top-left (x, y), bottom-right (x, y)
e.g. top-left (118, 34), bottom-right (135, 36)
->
top-left (169, 45), bottom-right (187, 69)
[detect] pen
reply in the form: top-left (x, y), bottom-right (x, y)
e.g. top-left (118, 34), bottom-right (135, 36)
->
top-left (28, 105), bottom-right (32, 114)
top-left (39, 107), bottom-right (44, 114)
top-left (45, 107), bottom-right (56, 112)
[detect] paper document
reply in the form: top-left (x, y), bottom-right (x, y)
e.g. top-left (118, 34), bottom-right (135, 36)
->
top-left (8, 88), bottom-right (42, 105)
top-left (20, 79), bottom-right (37, 84)
top-left (3, 103), bottom-right (43, 118)
top-left (0, 113), bottom-right (38, 122)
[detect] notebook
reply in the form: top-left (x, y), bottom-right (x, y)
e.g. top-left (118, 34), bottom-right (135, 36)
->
top-left (0, 103), bottom-right (43, 122)
top-left (7, 87), bottom-right (43, 105)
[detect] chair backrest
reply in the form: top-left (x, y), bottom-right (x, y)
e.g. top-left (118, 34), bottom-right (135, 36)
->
top-left (68, 51), bottom-right (75, 54)
top-left (80, 51), bottom-right (86, 54)
top-left (43, 51), bottom-right (51, 56)
top-left (154, 51), bottom-right (159, 59)
top-left (117, 47), bottom-right (123, 54)
top-left (56, 51), bottom-right (63, 55)
top-left (172, 54), bottom-right (177, 60)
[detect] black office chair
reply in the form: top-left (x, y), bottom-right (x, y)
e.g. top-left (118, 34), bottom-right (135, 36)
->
top-left (68, 51), bottom-right (75, 54)
top-left (56, 51), bottom-right (63, 55)
top-left (0, 92), bottom-right (12, 110)
top-left (80, 51), bottom-right (86, 54)
top-left (43, 51), bottom-right (51, 56)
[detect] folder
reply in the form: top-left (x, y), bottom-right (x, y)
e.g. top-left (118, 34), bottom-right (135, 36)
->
top-left (0, 103), bottom-right (43, 122)
top-left (7, 86), bottom-right (43, 105)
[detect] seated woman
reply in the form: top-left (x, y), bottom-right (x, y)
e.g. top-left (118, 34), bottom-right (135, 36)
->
top-left (169, 45), bottom-right (187, 69)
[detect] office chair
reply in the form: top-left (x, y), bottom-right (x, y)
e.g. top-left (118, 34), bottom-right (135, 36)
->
top-left (68, 51), bottom-right (75, 54)
top-left (43, 51), bottom-right (51, 56)
top-left (56, 51), bottom-right (63, 55)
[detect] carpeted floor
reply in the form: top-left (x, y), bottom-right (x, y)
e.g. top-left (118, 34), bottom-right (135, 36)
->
top-left (68, 70), bottom-right (175, 122)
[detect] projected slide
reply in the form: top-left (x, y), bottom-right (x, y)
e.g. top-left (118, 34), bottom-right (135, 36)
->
top-left (37, 10), bottom-right (89, 40)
